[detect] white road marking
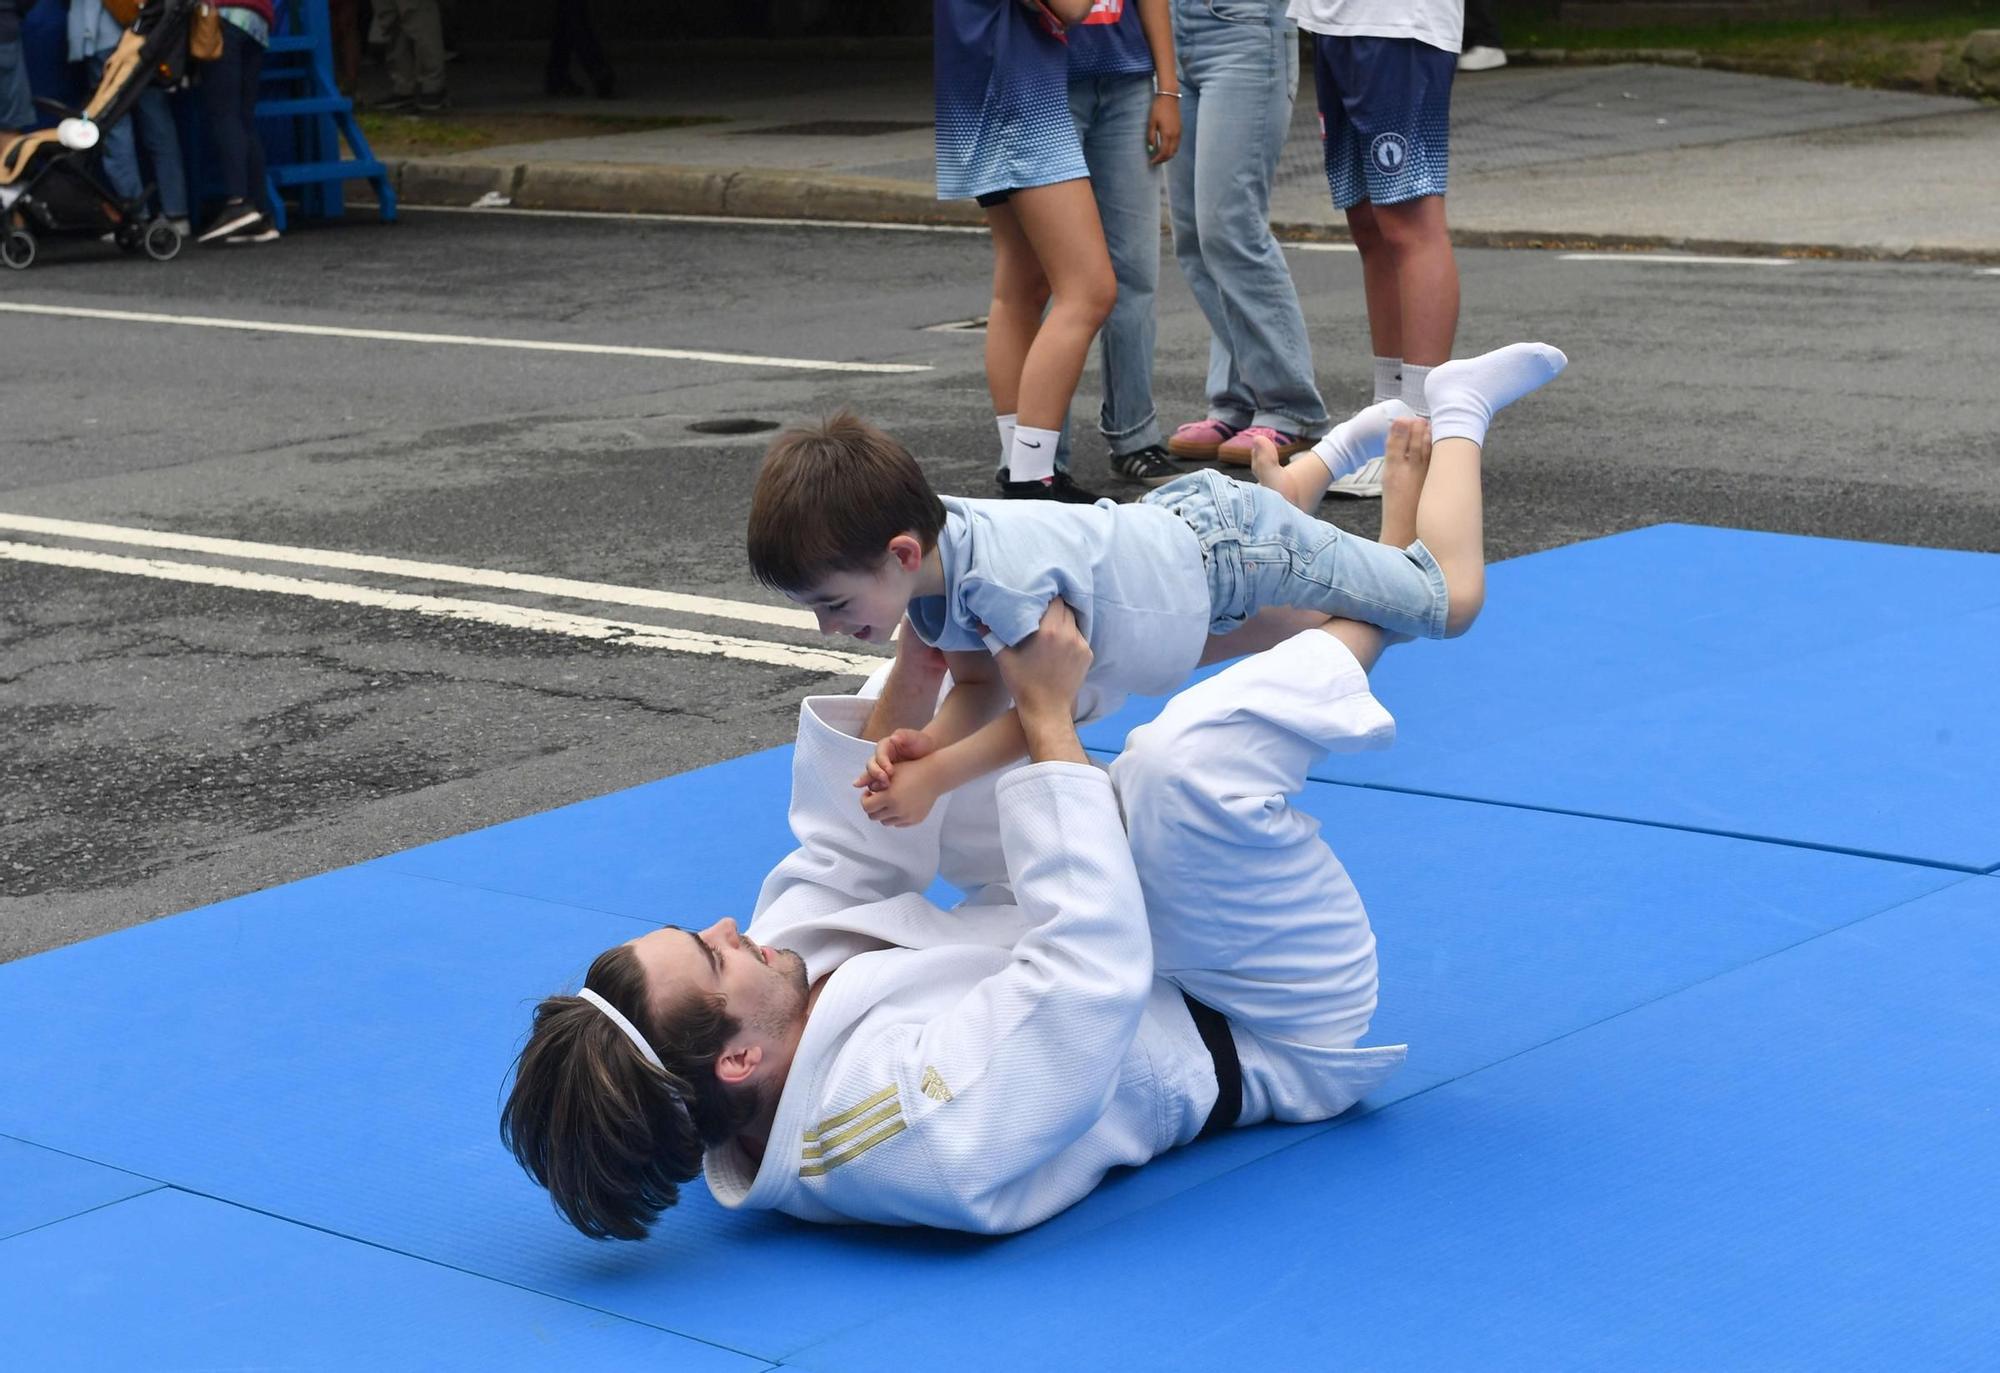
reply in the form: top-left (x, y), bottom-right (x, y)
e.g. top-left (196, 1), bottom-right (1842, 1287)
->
top-left (0, 512), bottom-right (820, 631)
top-left (1978, 267), bottom-right (2000, 276)
top-left (0, 541), bottom-right (879, 677)
top-left (1557, 252), bottom-right (1794, 266)
top-left (1283, 242), bottom-right (1360, 253)
top-left (408, 204), bottom-right (990, 235)
top-left (0, 302), bottom-right (932, 375)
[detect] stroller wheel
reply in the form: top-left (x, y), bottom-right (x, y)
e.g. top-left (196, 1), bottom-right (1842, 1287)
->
top-left (1, 228), bottom-right (34, 270)
top-left (115, 222), bottom-right (146, 253)
top-left (144, 220), bottom-right (184, 262)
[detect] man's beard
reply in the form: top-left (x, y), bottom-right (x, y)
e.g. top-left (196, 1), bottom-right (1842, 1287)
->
top-left (750, 947), bottom-right (810, 1042)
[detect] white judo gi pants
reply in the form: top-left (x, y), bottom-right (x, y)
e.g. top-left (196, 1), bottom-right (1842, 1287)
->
top-left (1111, 629), bottom-right (1407, 1124)
top-left (863, 626), bottom-right (1407, 1125)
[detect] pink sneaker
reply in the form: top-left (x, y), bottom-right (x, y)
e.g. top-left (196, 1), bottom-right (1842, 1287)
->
top-left (1165, 418), bottom-right (1241, 460)
top-left (1215, 426), bottom-right (1313, 467)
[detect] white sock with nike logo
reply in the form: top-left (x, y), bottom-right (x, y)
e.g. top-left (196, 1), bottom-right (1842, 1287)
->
top-left (1008, 424), bottom-right (1060, 483)
top-left (995, 413), bottom-right (1017, 473)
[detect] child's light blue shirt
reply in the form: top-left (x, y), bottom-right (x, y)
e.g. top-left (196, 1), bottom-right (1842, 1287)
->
top-left (906, 496), bottom-right (1212, 721)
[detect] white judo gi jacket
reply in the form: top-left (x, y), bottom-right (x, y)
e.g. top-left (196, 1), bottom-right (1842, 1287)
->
top-left (704, 630), bottom-right (1409, 1234)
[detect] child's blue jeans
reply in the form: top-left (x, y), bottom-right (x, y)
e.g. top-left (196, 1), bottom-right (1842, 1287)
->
top-left (1142, 468), bottom-right (1449, 640)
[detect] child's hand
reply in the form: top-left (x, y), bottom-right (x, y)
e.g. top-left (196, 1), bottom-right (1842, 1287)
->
top-left (860, 754), bottom-right (945, 828)
top-left (855, 728), bottom-right (937, 794)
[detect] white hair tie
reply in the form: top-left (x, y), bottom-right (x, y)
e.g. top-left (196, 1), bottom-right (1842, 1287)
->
top-left (578, 987), bottom-right (663, 1071)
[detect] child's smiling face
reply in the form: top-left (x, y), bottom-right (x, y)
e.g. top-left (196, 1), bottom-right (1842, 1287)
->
top-left (789, 544), bottom-right (922, 644)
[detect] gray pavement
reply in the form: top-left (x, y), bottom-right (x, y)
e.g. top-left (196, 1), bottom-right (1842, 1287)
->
top-left (379, 46), bottom-right (2000, 258)
top-left (4, 210), bottom-right (1998, 961)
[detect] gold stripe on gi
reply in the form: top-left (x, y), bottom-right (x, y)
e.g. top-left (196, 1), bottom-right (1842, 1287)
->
top-left (802, 1098), bottom-right (902, 1160)
top-left (803, 1084), bottom-right (899, 1142)
top-left (800, 1118), bottom-right (908, 1178)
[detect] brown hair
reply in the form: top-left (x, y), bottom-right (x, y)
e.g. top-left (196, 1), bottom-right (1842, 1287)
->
top-left (746, 410), bottom-right (946, 592)
top-left (500, 941), bottom-right (755, 1241)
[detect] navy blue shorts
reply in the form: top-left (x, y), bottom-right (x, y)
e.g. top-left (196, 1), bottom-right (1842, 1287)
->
top-left (1312, 34), bottom-right (1456, 210)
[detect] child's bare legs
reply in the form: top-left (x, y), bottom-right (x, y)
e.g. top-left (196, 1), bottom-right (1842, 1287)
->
top-left (986, 181), bottom-right (1116, 479)
top-left (1416, 342), bottom-right (1567, 636)
top-left (1377, 417), bottom-right (1430, 549)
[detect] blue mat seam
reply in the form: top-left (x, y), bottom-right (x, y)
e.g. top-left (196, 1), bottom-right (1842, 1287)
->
top-left (1304, 779), bottom-right (1991, 875)
top-left (788, 870), bottom-right (1986, 1366)
top-left (0, 1128), bottom-right (169, 1186)
top-left (388, 867), bottom-right (665, 929)
top-left (144, 1182), bottom-right (776, 1362)
top-left (0, 1186), bottom-right (167, 1246)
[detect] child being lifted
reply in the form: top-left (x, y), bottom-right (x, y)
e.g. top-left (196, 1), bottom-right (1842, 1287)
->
top-left (747, 342), bottom-right (1566, 827)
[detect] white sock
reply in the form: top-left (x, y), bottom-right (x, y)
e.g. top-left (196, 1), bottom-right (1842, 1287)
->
top-left (1310, 398), bottom-right (1413, 480)
top-left (1008, 424), bottom-right (1060, 483)
top-left (1372, 356), bottom-right (1402, 404)
top-left (995, 413), bottom-right (1017, 473)
top-left (1425, 343), bottom-right (1569, 448)
top-left (1401, 363), bottom-right (1434, 418)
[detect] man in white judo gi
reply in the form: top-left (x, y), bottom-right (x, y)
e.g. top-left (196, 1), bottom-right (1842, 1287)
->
top-left (502, 599), bottom-right (1409, 1238)
top-left (502, 424), bottom-right (1456, 1239)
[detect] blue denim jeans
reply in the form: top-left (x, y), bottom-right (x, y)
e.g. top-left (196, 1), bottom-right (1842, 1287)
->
top-left (1143, 468), bottom-right (1448, 639)
top-left (1070, 71), bottom-right (1163, 458)
top-left (199, 22), bottom-right (269, 211)
top-left (84, 54), bottom-right (188, 219)
top-left (1168, 0), bottom-right (1328, 437)
top-left (0, 38), bottom-right (34, 132)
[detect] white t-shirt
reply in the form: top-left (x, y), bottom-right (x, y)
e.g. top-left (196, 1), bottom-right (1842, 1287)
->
top-left (904, 496), bottom-right (1212, 723)
top-left (1287, 0), bottom-right (1464, 54)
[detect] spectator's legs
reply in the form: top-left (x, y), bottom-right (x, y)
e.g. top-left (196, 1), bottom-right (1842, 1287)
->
top-left (236, 32), bottom-right (269, 215)
top-left (1343, 203), bottom-right (1402, 361)
top-left (329, 0), bottom-right (361, 93)
top-left (1073, 73), bottom-right (1164, 460)
top-left (1463, 0), bottom-right (1506, 54)
top-left (983, 201), bottom-right (1051, 447)
top-left (545, 0), bottom-right (577, 91)
top-left (0, 36), bottom-right (35, 133)
top-left (995, 178), bottom-right (1117, 477)
top-left (1167, 70), bottom-right (1253, 432)
top-left (131, 86), bottom-right (188, 221)
top-left (84, 55), bottom-right (145, 206)
top-left (1367, 194), bottom-right (1459, 372)
top-left (572, 0), bottom-right (613, 94)
top-left (385, 0), bottom-right (445, 98)
top-left (200, 34), bottom-right (249, 202)
top-left (1173, 6), bottom-right (1326, 436)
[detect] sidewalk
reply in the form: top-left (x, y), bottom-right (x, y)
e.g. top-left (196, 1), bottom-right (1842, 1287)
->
top-left (376, 45), bottom-right (2000, 261)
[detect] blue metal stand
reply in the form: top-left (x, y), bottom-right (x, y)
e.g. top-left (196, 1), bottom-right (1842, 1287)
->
top-left (256, 0), bottom-right (395, 230)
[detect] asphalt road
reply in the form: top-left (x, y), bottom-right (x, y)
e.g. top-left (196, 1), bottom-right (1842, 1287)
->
top-left (3, 209), bottom-right (1995, 960)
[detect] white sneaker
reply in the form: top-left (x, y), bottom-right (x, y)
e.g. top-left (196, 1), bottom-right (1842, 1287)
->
top-left (1458, 45), bottom-right (1508, 72)
top-left (1323, 454), bottom-right (1384, 499)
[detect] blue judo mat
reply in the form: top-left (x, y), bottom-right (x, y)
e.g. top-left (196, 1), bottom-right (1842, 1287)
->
top-left (1, 525), bottom-right (1994, 1369)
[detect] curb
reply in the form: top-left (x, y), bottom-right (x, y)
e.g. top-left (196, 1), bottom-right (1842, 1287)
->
top-left (388, 158), bottom-right (2000, 265)
top-left (394, 158), bottom-right (985, 228)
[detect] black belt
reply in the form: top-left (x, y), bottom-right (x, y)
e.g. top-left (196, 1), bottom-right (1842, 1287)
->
top-left (1183, 992), bottom-right (1242, 1139)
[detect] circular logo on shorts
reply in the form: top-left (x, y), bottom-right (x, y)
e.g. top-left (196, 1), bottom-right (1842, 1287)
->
top-left (1370, 133), bottom-right (1410, 175)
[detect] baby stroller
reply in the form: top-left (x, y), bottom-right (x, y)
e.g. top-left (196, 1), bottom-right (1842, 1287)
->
top-left (0, 0), bottom-right (195, 269)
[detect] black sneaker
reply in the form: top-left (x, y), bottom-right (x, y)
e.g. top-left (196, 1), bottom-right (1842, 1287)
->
top-left (996, 471), bottom-right (1105, 504)
top-left (414, 91), bottom-right (451, 114)
top-left (373, 91), bottom-right (418, 113)
top-left (225, 214), bottom-right (281, 244)
top-left (196, 202), bottom-right (261, 244)
top-left (1110, 444), bottom-right (1183, 487)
